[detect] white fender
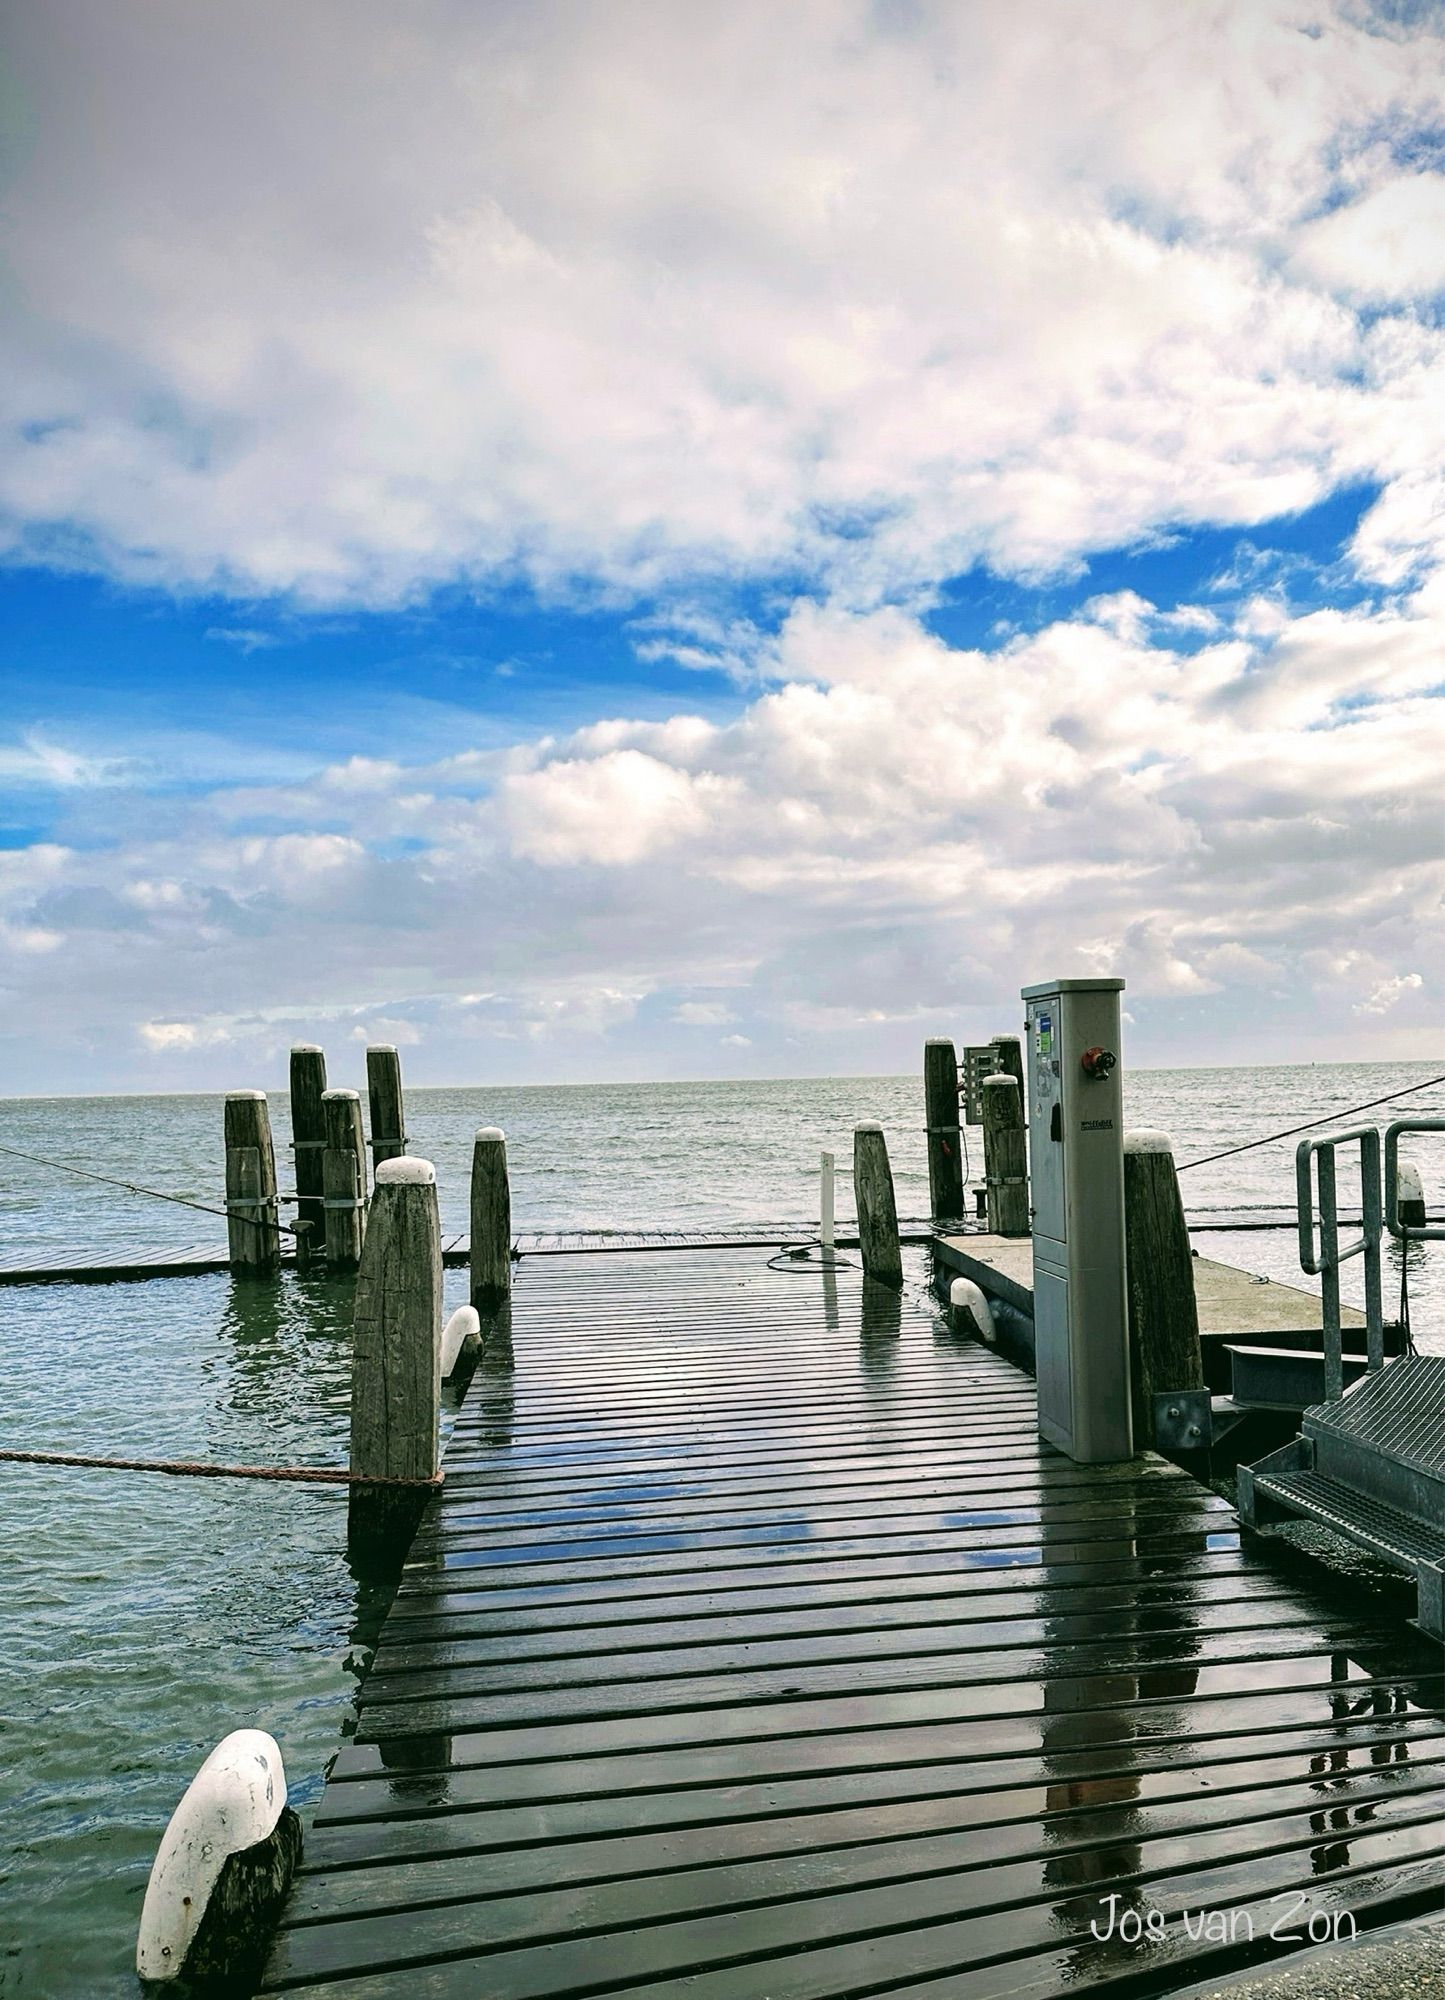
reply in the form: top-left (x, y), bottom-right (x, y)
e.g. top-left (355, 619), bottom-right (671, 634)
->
top-left (949, 1277), bottom-right (995, 1343)
top-left (136, 1730), bottom-right (286, 1982)
top-left (440, 1303), bottom-right (482, 1378)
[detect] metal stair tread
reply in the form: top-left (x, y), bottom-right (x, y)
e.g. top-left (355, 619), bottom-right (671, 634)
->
top-left (1253, 1466), bottom-right (1444, 1569)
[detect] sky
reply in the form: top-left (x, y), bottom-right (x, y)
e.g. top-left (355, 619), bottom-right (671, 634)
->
top-left (2, 0), bottom-right (1444, 1093)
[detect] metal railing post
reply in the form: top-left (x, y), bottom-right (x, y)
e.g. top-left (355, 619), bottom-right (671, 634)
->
top-left (1296, 1126), bottom-right (1385, 1400)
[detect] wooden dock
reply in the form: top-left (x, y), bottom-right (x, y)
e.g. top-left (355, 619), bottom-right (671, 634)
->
top-left (935, 1232), bottom-right (1373, 1394)
top-left (259, 1244), bottom-right (1443, 1999)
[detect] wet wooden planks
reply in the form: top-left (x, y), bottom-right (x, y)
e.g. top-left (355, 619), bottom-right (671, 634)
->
top-left (260, 1246), bottom-right (1444, 2000)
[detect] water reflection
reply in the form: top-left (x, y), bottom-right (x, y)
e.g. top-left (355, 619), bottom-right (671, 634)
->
top-left (1030, 1467), bottom-right (1225, 1975)
top-left (858, 1277), bottom-right (902, 1388)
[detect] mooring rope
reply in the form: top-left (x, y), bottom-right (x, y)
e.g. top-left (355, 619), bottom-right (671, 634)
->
top-left (0, 1446), bottom-right (441, 1487)
top-left (0, 1140), bottom-right (299, 1236)
top-left (1177, 1071), bottom-right (1445, 1173)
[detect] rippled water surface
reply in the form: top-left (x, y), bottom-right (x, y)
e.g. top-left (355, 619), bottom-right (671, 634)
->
top-left (1, 1064), bottom-right (1441, 1993)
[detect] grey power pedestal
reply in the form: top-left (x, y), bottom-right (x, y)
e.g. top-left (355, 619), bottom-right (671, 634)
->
top-left (1021, 976), bottom-right (1133, 1463)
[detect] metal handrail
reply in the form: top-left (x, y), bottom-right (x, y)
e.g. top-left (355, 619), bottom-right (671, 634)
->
top-left (1383, 1118), bottom-right (1445, 1243)
top-left (1295, 1127), bottom-right (1384, 1400)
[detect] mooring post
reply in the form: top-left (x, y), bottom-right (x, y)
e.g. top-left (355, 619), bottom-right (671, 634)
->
top-left (820, 1150), bottom-right (836, 1257)
top-left (224, 1091), bottom-right (280, 1278)
top-left (923, 1038), bottom-right (965, 1226)
top-left (348, 1156), bottom-right (443, 1555)
top-left (470, 1126), bottom-right (512, 1311)
top-left (981, 1072), bottom-right (1029, 1236)
top-left (1123, 1130), bottom-right (1204, 1448)
top-left (289, 1045), bottom-right (328, 1247)
top-left (366, 1045), bottom-right (406, 1171)
top-left (989, 1034), bottom-right (1025, 1096)
top-left (853, 1122), bottom-right (903, 1289)
top-left (321, 1088), bottom-right (367, 1271)
top-left (137, 1729), bottom-right (300, 1989)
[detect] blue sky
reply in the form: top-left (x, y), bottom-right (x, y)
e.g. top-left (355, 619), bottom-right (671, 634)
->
top-left (1, 3), bottom-right (1443, 1091)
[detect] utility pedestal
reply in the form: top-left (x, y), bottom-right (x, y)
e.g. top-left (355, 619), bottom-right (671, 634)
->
top-left (1022, 975), bottom-right (1132, 1463)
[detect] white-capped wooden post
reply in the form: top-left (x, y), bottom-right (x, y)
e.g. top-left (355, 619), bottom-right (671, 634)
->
top-left (853, 1122), bottom-right (903, 1289)
top-left (1123, 1130), bottom-right (1204, 1448)
top-left (348, 1156), bottom-right (443, 1554)
top-left (289, 1045), bottom-right (328, 1247)
top-left (924, 1038), bottom-right (965, 1224)
top-left (366, 1045), bottom-right (406, 1170)
top-left (820, 1150), bottom-right (836, 1257)
top-left (224, 1092), bottom-right (280, 1278)
top-left (322, 1088), bottom-right (367, 1272)
top-left (136, 1729), bottom-right (300, 1988)
top-left (989, 1034), bottom-right (1025, 1096)
top-left (982, 1073), bottom-right (1029, 1237)
top-left (470, 1126), bottom-right (512, 1312)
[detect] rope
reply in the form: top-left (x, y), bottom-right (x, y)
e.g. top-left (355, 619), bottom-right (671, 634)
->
top-left (0, 1142), bottom-right (298, 1237)
top-left (1177, 1071), bottom-right (1445, 1173)
top-left (765, 1241), bottom-right (857, 1272)
top-left (0, 1447), bottom-right (441, 1487)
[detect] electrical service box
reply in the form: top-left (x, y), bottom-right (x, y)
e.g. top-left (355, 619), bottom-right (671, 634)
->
top-left (959, 1045), bottom-right (999, 1126)
top-left (1021, 976), bottom-right (1132, 1463)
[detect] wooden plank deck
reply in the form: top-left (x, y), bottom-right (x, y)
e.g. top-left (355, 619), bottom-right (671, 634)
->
top-left (260, 1245), bottom-right (1444, 2000)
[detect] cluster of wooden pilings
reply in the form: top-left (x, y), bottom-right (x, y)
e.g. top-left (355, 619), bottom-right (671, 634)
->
top-left (223, 1044), bottom-right (401, 1276)
top-left (223, 1045), bottom-right (511, 1287)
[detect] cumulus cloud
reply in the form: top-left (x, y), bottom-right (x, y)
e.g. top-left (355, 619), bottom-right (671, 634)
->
top-left (2, 578), bottom-right (1439, 1084)
top-left (3, 1), bottom-right (1445, 607)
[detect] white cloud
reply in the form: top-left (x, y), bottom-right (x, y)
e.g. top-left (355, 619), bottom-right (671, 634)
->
top-left (3, 2), bottom-right (1445, 604)
top-left (1355, 971), bottom-right (1425, 1016)
top-left (1292, 173), bottom-right (1445, 303)
top-left (675, 1001), bottom-right (739, 1027)
top-left (501, 750), bottom-right (738, 865)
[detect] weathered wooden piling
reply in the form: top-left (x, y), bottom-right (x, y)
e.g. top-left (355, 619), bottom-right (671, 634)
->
top-left (223, 1091), bottom-right (280, 1277)
top-left (321, 1088), bottom-right (367, 1272)
top-left (366, 1045), bottom-right (406, 1170)
top-left (923, 1038), bottom-right (965, 1225)
top-left (348, 1156), bottom-right (443, 1554)
top-left (470, 1126), bottom-right (513, 1311)
top-left (1123, 1129), bottom-right (1204, 1448)
top-left (988, 1033), bottom-right (1025, 1095)
top-left (981, 1072), bottom-right (1028, 1236)
top-left (853, 1122), bottom-right (903, 1289)
top-left (820, 1150), bottom-right (836, 1257)
top-left (289, 1045), bottom-right (328, 1246)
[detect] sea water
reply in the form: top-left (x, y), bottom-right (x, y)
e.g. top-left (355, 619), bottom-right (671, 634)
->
top-left (1, 1065), bottom-right (1441, 1994)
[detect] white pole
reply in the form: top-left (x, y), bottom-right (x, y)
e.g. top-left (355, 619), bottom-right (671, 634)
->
top-left (820, 1150), bottom-right (835, 1256)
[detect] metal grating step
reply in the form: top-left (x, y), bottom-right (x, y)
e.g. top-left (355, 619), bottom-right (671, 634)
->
top-left (1305, 1354), bottom-right (1445, 1476)
top-left (1253, 1467), bottom-right (1445, 1571)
